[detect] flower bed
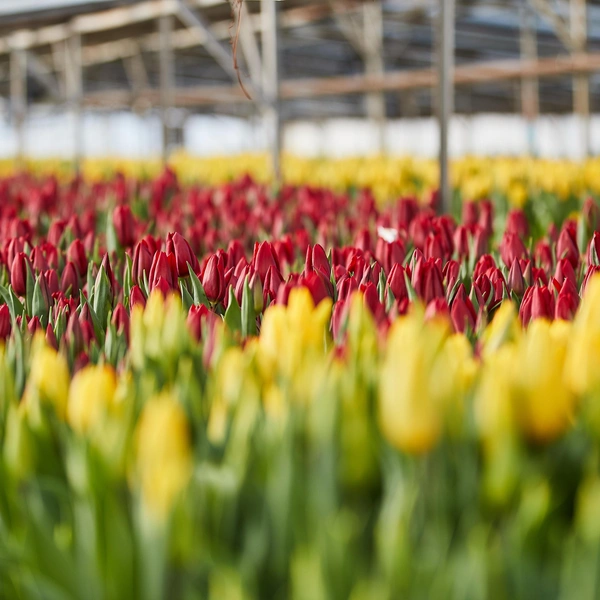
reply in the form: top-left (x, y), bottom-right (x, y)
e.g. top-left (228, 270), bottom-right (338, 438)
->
top-left (1, 168), bottom-right (600, 598)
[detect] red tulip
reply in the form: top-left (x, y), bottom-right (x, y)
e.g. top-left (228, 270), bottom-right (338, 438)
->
top-left (0, 305), bottom-right (11, 341)
top-left (132, 240), bottom-right (154, 286)
top-left (202, 254), bottom-right (225, 303)
top-left (375, 238), bottom-right (404, 275)
top-left (10, 252), bottom-right (30, 296)
top-left (555, 279), bottom-right (580, 321)
top-left (425, 298), bottom-right (450, 322)
top-left (500, 232), bottom-right (528, 268)
top-left (556, 226), bottom-right (579, 269)
top-left (388, 263), bottom-right (408, 302)
top-left (450, 284), bottom-right (476, 333)
top-left (45, 323), bottom-right (58, 350)
top-left (587, 231), bottom-right (600, 266)
top-left (129, 285), bottom-right (147, 309)
top-left (149, 251), bottom-right (178, 291)
top-left (113, 205), bottom-right (136, 247)
top-left (166, 232), bottom-right (198, 277)
top-left (61, 261), bottom-right (80, 297)
top-left (66, 239), bottom-right (88, 277)
top-left (505, 209), bottom-right (529, 238)
top-left (507, 258), bottom-right (525, 297)
top-left (252, 241), bottom-right (281, 284)
top-left (112, 303), bottom-right (130, 341)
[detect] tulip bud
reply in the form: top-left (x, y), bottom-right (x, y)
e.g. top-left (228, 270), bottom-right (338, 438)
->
top-left (375, 238), bottom-right (405, 275)
top-left (66, 312), bottom-right (84, 355)
top-left (27, 316), bottom-right (42, 335)
top-left (505, 209), bottom-right (529, 238)
top-left (450, 284), bottom-right (476, 333)
top-left (202, 255), bottom-right (225, 303)
top-left (473, 254), bottom-right (497, 279)
top-left (462, 200), bottom-right (479, 226)
top-left (300, 270), bottom-right (331, 306)
top-left (132, 240), bottom-right (154, 286)
top-left (0, 304), bottom-right (11, 341)
top-left (44, 269), bottom-right (60, 297)
top-left (149, 251), bottom-right (178, 291)
top-left (166, 232), bottom-right (199, 277)
top-left (555, 279), bottom-right (580, 321)
top-left (30, 246), bottom-right (48, 272)
top-left (61, 261), bottom-right (80, 297)
top-left (66, 239), bottom-right (88, 277)
top-left (387, 263), bottom-right (407, 303)
top-left (113, 205), bottom-right (136, 247)
top-left (227, 239), bottom-right (246, 269)
top-left (478, 200), bottom-right (494, 236)
top-left (331, 299), bottom-right (348, 342)
top-left (554, 258), bottom-right (577, 288)
top-left (112, 303), bottom-right (130, 342)
top-left (508, 258), bottom-right (525, 297)
top-left (425, 298), bottom-right (449, 322)
top-left (252, 241), bottom-right (281, 284)
top-left (45, 323), bottom-right (58, 351)
top-left (500, 232), bottom-right (528, 268)
top-left (556, 226), bottom-right (579, 269)
top-left (453, 225), bottom-right (470, 259)
top-left (10, 252), bottom-right (30, 296)
top-left (263, 264), bottom-right (284, 306)
top-left (129, 285), bottom-right (147, 309)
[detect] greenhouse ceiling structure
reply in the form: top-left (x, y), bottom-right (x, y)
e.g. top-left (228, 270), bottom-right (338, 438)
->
top-left (0, 0), bottom-right (598, 208)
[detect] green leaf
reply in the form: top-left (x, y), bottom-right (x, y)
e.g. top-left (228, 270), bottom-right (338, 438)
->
top-left (106, 208), bottom-right (119, 254)
top-left (31, 276), bottom-right (49, 325)
top-left (404, 271), bottom-right (417, 303)
top-left (25, 259), bottom-right (36, 317)
top-left (123, 254), bottom-right (133, 303)
top-left (180, 280), bottom-right (194, 313)
top-left (224, 287), bottom-right (242, 333)
top-left (80, 291), bottom-right (103, 343)
top-left (92, 267), bottom-right (111, 326)
top-left (241, 276), bottom-right (257, 337)
top-left (188, 264), bottom-right (211, 309)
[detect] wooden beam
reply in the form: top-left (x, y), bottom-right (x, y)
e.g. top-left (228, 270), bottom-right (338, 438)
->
top-left (82, 52), bottom-right (600, 109)
top-left (529, 0), bottom-right (574, 51)
top-left (175, 0), bottom-right (240, 81)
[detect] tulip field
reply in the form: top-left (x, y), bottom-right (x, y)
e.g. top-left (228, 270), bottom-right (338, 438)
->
top-left (4, 157), bottom-right (600, 599)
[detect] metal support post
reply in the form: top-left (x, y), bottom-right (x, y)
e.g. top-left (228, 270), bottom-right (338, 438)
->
top-left (363, 1), bottom-right (386, 153)
top-left (437, 0), bottom-right (455, 214)
top-left (520, 3), bottom-right (539, 156)
top-left (159, 14), bottom-right (175, 162)
top-left (65, 32), bottom-right (83, 171)
top-left (261, 0), bottom-right (282, 182)
top-left (571, 0), bottom-right (589, 157)
top-left (10, 47), bottom-right (27, 168)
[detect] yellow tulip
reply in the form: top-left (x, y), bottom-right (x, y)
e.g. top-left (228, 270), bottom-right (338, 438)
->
top-left (513, 319), bottom-right (574, 443)
top-left (566, 274), bottom-right (600, 396)
top-left (135, 391), bottom-right (192, 520)
top-left (378, 314), bottom-right (448, 455)
top-left (67, 364), bottom-right (117, 434)
top-left (27, 336), bottom-right (70, 420)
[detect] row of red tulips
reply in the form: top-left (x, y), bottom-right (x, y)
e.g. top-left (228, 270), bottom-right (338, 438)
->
top-left (0, 170), bottom-right (599, 360)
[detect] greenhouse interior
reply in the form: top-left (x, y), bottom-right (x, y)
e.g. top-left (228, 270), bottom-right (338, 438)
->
top-left (2, 1), bottom-right (600, 599)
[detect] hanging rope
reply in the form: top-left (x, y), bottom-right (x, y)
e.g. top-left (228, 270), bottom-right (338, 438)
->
top-left (230, 0), bottom-right (252, 100)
